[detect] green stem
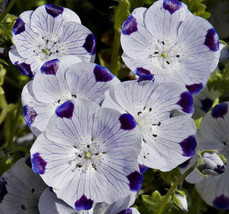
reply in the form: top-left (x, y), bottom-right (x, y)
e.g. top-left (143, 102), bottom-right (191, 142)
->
top-left (0, 0), bottom-right (18, 22)
top-left (7, 101), bottom-right (21, 148)
top-left (110, 29), bottom-right (121, 77)
top-left (157, 165), bottom-right (196, 214)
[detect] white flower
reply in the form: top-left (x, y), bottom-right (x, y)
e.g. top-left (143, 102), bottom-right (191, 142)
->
top-left (0, 157), bottom-right (47, 213)
top-left (39, 188), bottom-right (140, 214)
top-left (30, 98), bottom-right (143, 211)
top-left (180, 102), bottom-right (229, 210)
top-left (192, 85), bottom-right (218, 119)
top-left (121, 0), bottom-right (220, 94)
top-left (9, 4), bottom-right (96, 77)
top-left (102, 80), bottom-right (197, 171)
top-left (21, 59), bottom-right (120, 136)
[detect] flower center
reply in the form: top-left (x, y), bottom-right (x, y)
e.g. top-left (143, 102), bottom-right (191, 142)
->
top-left (42, 48), bottom-right (52, 56)
top-left (161, 52), bottom-right (167, 58)
top-left (85, 151), bottom-right (92, 159)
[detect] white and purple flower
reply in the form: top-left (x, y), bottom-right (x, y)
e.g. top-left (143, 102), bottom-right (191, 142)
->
top-left (102, 80), bottom-right (197, 171)
top-left (30, 98), bottom-right (143, 211)
top-left (39, 187), bottom-right (140, 214)
top-left (9, 4), bottom-right (96, 77)
top-left (121, 0), bottom-right (220, 94)
top-left (180, 102), bottom-right (229, 210)
top-left (0, 157), bottom-right (47, 213)
top-left (22, 59), bottom-right (120, 136)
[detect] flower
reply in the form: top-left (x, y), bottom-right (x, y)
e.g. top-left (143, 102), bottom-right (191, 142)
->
top-left (102, 80), bottom-right (197, 171)
top-left (0, 157), bottom-right (47, 213)
top-left (121, 0), bottom-right (220, 94)
top-left (173, 191), bottom-right (188, 212)
top-left (9, 4), bottom-right (96, 77)
top-left (180, 102), bottom-right (229, 210)
top-left (39, 187), bottom-right (140, 214)
top-left (192, 84), bottom-right (218, 119)
top-left (22, 59), bottom-right (120, 136)
top-left (30, 98), bottom-right (143, 211)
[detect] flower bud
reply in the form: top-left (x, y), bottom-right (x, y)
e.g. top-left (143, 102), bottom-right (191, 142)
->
top-left (173, 191), bottom-right (188, 212)
top-left (198, 152), bottom-right (226, 176)
top-left (219, 43), bottom-right (229, 62)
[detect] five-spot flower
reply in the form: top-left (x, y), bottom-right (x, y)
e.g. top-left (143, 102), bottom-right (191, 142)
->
top-left (121, 0), bottom-right (220, 94)
top-left (102, 80), bottom-right (197, 171)
top-left (180, 102), bottom-right (229, 210)
top-left (9, 4), bottom-right (96, 77)
top-left (30, 98), bottom-right (143, 211)
top-left (22, 59), bottom-right (120, 136)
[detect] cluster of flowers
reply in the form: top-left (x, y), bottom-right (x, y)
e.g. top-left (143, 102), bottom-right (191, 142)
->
top-left (1, 0), bottom-right (229, 212)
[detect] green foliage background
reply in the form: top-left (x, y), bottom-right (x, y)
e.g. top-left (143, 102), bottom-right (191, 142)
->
top-left (0, 0), bottom-right (229, 213)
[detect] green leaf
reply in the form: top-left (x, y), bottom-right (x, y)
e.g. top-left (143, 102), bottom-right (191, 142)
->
top-left (142, 191), bottom-right (171, 214)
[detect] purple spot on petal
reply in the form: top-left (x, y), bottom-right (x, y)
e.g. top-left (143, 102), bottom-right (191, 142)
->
top-left (180, 136), bottom-right (196, 157)
top-left (201, 98), bottom-right (213, 113)
top-left (139, 164), bottom-right (148, 173)
top-left (122, 15), bottom-right (138, 35)
top-left (18, 62), bottom-right (33, 78)
top-left (211, 103), bottom-right (228, 118)
top-left (55, 100), bottom-right (74, 118)
top-left (23, 105), bottom-right (37, 127)
top-left (41, 59), bottom-right (59, 75)
top-left (204, 28), bottom-right (219, 52)
top-left (83, 34), bottom-right (96, 55)
top-left (213, 195), bottom-right (229, 210)
top-left (177, 91), bottom-right (193, 114)
top-left (119, 113), bottom-right (137, 130)
top-left (31, 153), bottom-right (47, 175)
top-left (178, 158), bottom-right (191, 168)
top-left (13, 17), bottom-right (25, 35)
top-left (186, 83), bottom-right (203, 95)
top-left (75, 195), bottom-right (93, 211)
top-left (119, 208), bottom-right (132, 214)
top-left (94, 65), bottom-right (114, 82)
top-left (163, 0), bottom-right (182, 14)
top-left (127, 171), bottom-right (143, 191)
top-left (45, 4), bottom-right (63, 17)
top-left (0, 177), bottom-right (7, 202)
top-left (135, 67), bottom-right (154, 81)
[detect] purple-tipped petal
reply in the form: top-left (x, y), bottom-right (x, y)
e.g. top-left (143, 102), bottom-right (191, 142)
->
top-left (139, 164), bottom-right (148, 173)
top-left (177, 91), bottom-right (193, 114)
top-left (31, 153), bottom-right (47, 175)
top-left (23, 105), bottom-right (37, 127)
top-left (163, 0), bottom-right (182, 14)
top-left (13, 17), bottom-right (25, 35)
top-left (45, 4), bottom-right (63, 17)
top-left (119, 208), bottom-right (133, 214)
top-left (83, 34), bottom-right (96, 55)
top-left (94, 65), bottom-right (114, 82)
top-left (55, 100), bottom-right (74, 119)
top-left (119, 113), bottom-right (137, 130)
top-left (180, 136), bottom-right (196, 157)
top-left (135, 67), bottom-right (154, 81)
top-left (74, 195), bottom-right (93, 211)
top-left (0, 177), bottom-right (7, 202)
top-left (18, 62), bottom-right (33, 78)
top-left (122, 15), bottom-right (138, 35)
top-left (201, 98), bottom-right (213, 112)
top-left (204, 28), bottom-right (219, 52)
top-left (211, 103), bottom-right (228, 118)
top-left (127, 171), bottom-right (143, 191)
top-left (213, 195), bottom-right (229, 210)
top-left (186, 83), bottom-right (203, 95)
top-left (41, 59), bottom-right (59, 75)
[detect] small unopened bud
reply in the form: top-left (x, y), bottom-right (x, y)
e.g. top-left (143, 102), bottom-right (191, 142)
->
top-left (173, 191), bottom-right (188, 212)
top-left (198, 152), bottom-right (226, 176)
